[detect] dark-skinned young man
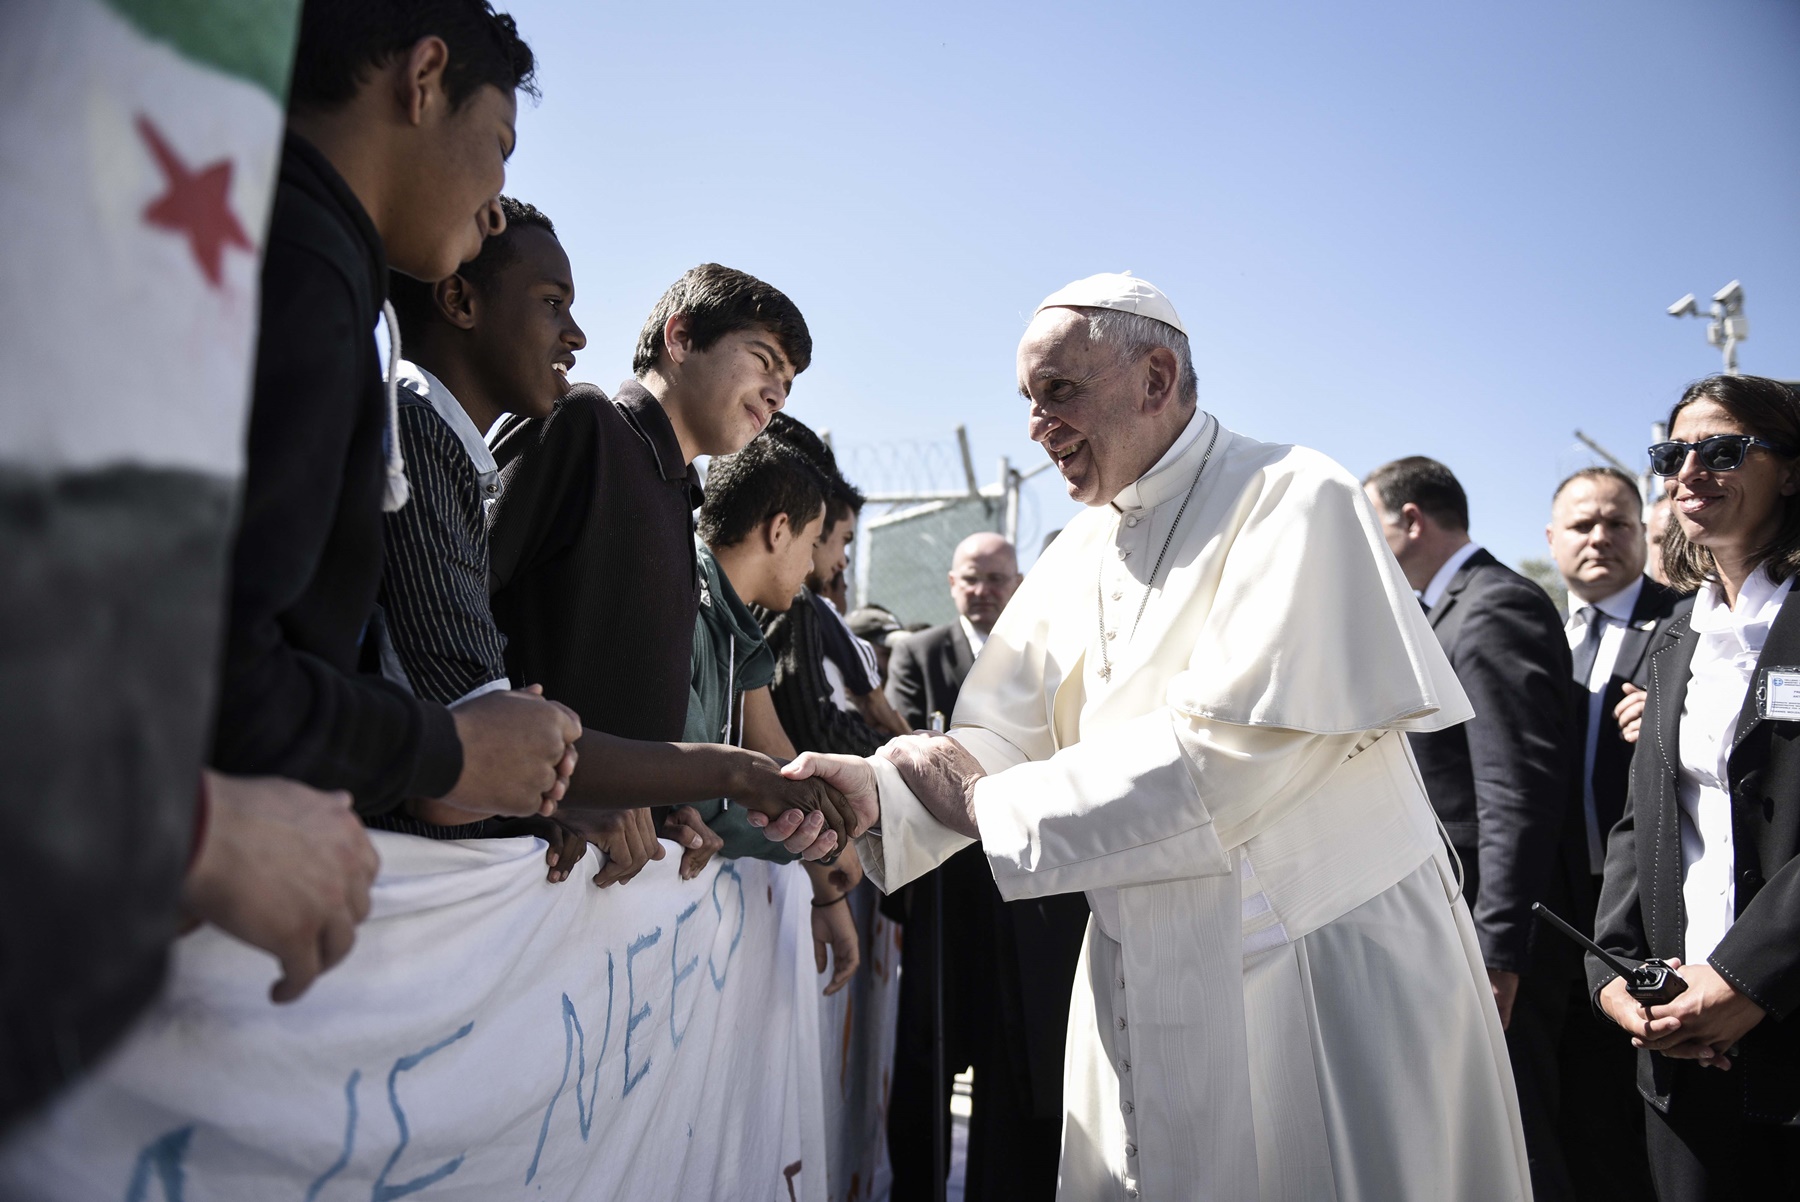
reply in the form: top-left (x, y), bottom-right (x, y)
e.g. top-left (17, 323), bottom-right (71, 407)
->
top-left (487, 264), bottom-right (857, 861)
top-left (383, 204), bottom-right (840, 880)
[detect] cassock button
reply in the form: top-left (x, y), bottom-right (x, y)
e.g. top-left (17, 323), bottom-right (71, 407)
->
top-left (1126, 1189), bottom-right (1140, 1199)
top-left (1123, 1100), bottom-right (1134, 1114)
top-left (1126, 515), bottom-right (1140, 527)
top-left (1106, 630), bottom-right (1118, 641)
top-left (1111, 590), bottom-right (1122, 600)
top-left (1116, 1016), bottom-right (1127, 1030)
top-left (1126, 1142), bottom-right (1138, 1158)
top-left (1117, 976), bottom-right (1126, 989)
top-left (1118, 547), bottom-right (1131, 560)
top-left (1120, 1058), bottom-right (1131, 1072)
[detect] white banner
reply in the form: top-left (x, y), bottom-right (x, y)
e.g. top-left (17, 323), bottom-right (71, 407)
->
top-left (0, 833), bottom-right (827, 1202)
top-left (816, 885), bottom-right (900, 1202)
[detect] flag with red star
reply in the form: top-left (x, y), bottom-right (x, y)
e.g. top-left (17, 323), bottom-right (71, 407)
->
top-left (1, 0), bottom-right (299, 477)
top-left (0, 0), bottom-right (303, 1124)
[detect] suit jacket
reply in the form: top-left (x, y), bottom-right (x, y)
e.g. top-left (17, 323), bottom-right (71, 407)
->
top-left (1576, 578), bottom-right (1694, 889)
top-left (884, 619), bottom-right (1087, 1115)
top-left (1589, 594), bottom-right (1800, 1123)
top-left (885, 620), bottom-right (975, 731)
top-left (1410, 548), bottom-right (1578, 974)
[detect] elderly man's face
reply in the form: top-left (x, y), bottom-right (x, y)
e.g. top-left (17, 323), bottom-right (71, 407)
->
top-left (1017, 308), bottom-right (1168, 506)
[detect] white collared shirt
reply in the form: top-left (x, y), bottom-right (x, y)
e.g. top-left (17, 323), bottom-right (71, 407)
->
top-left (396, 360), bottom-right (501, 501)
top-left (1419, 540), bottom-right (1482, 611)
top-left (958, 614), bottom-right (989, 658)
top-left (389, 360), bottom-right (510, 705)
top-left (1678, 566), bottom-right (1793, 966)
top-left (1567, 575), bottom-right (1646, 873)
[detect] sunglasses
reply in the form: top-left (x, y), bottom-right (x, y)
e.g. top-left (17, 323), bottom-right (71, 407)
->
top-left (1647, 434), bottom-right (1796, 478)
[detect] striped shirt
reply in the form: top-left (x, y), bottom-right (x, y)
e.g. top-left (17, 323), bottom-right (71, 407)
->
top-left (379, 362), bottom-right (510, 708)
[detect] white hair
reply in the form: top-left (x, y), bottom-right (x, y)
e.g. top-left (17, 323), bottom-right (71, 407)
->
top-left (1069, 306), bottom-right (1198, 406)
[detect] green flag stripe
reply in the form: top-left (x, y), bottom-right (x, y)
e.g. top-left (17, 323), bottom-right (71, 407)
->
top-left (105, 0), bottom-right (301, 102)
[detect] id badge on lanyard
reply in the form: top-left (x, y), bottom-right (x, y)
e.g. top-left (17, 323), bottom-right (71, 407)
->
top-left (1756, 667), bottom-right (1800, 722)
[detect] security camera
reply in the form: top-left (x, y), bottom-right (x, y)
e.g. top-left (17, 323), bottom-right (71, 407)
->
top-left (1668, 293), bottom-right (1699, 318)
top-left (1713, 280), bottom-right (1743, 309)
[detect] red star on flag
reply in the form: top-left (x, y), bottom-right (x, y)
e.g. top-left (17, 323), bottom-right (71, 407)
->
top-left (136, 114), bottom-right (254, 288)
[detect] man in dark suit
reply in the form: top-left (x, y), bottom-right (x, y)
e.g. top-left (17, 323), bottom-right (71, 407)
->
top-left (1546, 466), bottom-right (1690, 1199)
top-left (882, 532), bottom-right (1088, 1201)
top-left (1364, 456), bottom-right (1579, 1201)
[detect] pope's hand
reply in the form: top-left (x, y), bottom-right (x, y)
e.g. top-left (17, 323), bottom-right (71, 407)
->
top-left (879, 732), bottom-right (985, 839)
top-left (729, 749), bottom-right (858, 861)
top-left (779, 753), bottom-right (880, 838)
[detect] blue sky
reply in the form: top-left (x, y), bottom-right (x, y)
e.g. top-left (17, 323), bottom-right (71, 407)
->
top-left (496, 0), bottom-right (1800, 571)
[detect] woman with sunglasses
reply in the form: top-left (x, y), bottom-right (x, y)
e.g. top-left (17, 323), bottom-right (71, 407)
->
top-left (1589, 373), bottom-right (1800, 1197)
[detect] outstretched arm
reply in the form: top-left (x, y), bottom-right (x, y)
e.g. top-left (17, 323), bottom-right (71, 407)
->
top-left (866, 714), bottom-right (1365, 899)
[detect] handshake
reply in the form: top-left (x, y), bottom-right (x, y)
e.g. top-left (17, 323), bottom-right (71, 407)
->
top-left (429, 685), bottom-right (968, 864)
top-left (736, 750), bottom-right (879, 862)
top-left (746, 731), bottom-right (988, 854)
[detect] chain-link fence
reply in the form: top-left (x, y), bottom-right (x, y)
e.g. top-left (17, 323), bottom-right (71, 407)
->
top-left (855, 496), bottom-right (1000, 629)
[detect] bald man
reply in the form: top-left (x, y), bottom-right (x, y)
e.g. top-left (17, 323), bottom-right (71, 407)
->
top-left (888, 532), bottom-right (1021, 729)
top-left (883, 532), bottom-right (1088, 1201)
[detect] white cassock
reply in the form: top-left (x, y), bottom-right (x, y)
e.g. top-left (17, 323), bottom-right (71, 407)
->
top-left (857, 410), bottom-right (1531, 1202)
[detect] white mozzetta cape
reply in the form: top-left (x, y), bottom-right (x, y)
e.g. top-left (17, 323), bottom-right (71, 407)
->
top-left (858, 415), bottom-right (1530, 1202)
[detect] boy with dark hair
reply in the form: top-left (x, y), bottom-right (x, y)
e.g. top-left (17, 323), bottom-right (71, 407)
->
top-left (382, 205), bottom-right (844, 880)
top-left (210, 0), bottom-right (583, 826)
top-left (489, 264), bottom-right (856, 858)
top-left (694, 436), bottom-right (861, 994)
top-left (689, 435), bottom-right (830, 856)
top-left (757, 414), bottom-right (908, 756)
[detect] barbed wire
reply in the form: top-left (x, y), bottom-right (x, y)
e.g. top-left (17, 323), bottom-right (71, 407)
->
top-left (834, 439), bottom-right (975, 496)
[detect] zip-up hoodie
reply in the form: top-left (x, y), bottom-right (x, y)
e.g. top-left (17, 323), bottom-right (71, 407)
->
top-left (209, 134), bottom-right (461, 812)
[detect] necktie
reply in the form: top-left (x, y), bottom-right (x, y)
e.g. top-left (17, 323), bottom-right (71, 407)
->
top-left (1571, 605), bottom-right (1603, 686)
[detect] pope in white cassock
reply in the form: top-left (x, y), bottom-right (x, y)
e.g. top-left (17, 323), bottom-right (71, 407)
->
top-left (783, 273), bottom-right (1532, 1201)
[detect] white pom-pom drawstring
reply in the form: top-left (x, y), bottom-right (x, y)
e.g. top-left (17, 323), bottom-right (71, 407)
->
top-left (380, 299), bottom-right (411, 512)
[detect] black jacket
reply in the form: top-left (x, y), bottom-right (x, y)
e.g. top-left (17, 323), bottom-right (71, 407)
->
top-left (1572, 578), bottom-right (1693, 919)
top-left (1410, 548), bottom-right (1577, 974)
top-left (882, 619), bottom-right (1089, 1117)
top-left (488, 381), bottom-right (702, 742)
top-left (210, 134), bottom-right (461, 814)
top-left (885, 620), bottom-right (976, 731)
top-left (1589, 594), bottom-right (1800, 1123)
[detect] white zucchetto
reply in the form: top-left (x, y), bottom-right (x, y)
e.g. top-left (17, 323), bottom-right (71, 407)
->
top-left (1035, 271), bottom-right (1187, 336)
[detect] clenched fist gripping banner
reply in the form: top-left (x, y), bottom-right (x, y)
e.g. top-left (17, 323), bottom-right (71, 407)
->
top-left (0, 835), bottom-right (829, 1201)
